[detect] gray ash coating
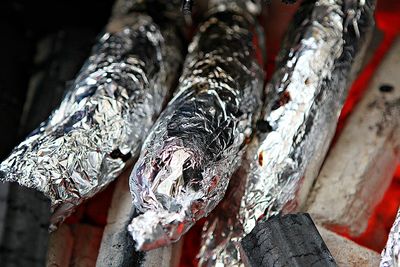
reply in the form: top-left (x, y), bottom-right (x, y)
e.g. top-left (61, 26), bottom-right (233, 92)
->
top-left (128, 3), bottom-right (264, 251)
top-left (0, 1), bottom-right (183, 227)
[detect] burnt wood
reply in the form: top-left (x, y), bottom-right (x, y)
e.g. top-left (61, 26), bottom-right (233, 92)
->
top-left (0, 1), bottom-right (116, 266)
top-left (97, 205), bottom-right (145, 267)
top-left (241, 213), bottom-right (337, 267)
top-left (0, 183), bottom-right (51, 267)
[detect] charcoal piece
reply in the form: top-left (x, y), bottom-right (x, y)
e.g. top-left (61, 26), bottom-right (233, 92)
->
top-left (97, 205), bottom-right (145, 267)
top-left (0, 183), bottom-right (51, 267)
top-left (307, 38), bottom-right (400, 237)
top-left (96, 169), bottom-right (145, 267)
top-left (241, 213), bottom-right (337, 267)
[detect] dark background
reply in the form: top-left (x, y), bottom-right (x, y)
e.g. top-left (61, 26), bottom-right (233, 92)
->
top-left (0, 0), bottom-right (115, 159)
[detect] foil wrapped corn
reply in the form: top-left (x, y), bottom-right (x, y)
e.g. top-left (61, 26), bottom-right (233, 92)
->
top-left (381, 208), bottom-right (400, 267)
top-left (0, 1), bottom-right (183, 226)
top-left (199, 0), bottom-right (376, 265)
top-left (128, 1), bottom-right (264, 250)
top-left (199, 139), bottom-right (259, 266)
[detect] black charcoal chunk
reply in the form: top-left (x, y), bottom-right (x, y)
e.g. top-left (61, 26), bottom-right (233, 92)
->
top-left (0, 183), bottom-right (51, 267)
top-left (97, 205), bottom-right (145, 267)
top-left (241, 213), bottom-right (337, 267)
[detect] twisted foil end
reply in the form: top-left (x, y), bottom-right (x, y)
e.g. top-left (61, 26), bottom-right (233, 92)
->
top-left (128, 210), bottom-right (189, 250)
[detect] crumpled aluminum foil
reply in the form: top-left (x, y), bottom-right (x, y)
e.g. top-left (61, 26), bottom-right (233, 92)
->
top-left (381, 208), bottom-right (400, 267)
top-left (128, 1), bottom-right (264, 251)
top-left (199, 0), bottom-right (376, 265)
top-left (0, 1), bottom-right (183, 226)
top-left (199, 138), bottom-right (259, 266)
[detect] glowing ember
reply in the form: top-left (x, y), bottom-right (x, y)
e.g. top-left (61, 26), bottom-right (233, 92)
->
top-left (341, 167), bottom-right (400, 252)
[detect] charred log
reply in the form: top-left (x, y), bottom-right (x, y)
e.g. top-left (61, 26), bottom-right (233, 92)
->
top-left (0, 183), bottom-right (51, 267)
top-left (241, 213), bottom-right (337, 267)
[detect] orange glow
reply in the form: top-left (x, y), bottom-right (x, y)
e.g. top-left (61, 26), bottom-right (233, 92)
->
top-left (334, 34), bottom-right (395, 141)
top-left (179, 219), bottom-right (205, 267)
top-left (339, 167), bottom-right (400, 252)
top-left (333, 0), bottom-right (400, 253)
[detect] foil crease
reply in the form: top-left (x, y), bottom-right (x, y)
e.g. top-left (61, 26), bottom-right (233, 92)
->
top-left (381, 208), bottom-right (400, 267)
top-left (199, 0), bottom-right (376, 265)
top-left (0, 3), bottom-right (183, 226)
top-left (128, 2), bottom-right (264, 251)
top-left (199, 139), bottom-right (259, 266)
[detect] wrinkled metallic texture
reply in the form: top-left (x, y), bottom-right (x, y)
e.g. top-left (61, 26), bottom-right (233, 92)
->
top-left (128, 2), bottom-right (264, 251)
top-left (199, 0), bottom-right (376, 265)
top-left (0, 2), bottom-right (183, 226)
top-left (199, 139), bottom-right (259, 266)
top-left (381, 208), bottom-right (400, 267)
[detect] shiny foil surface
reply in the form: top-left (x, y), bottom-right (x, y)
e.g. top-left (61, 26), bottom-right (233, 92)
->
top-left (381, 208), bottom-right (400, 267)
top-left (199, 139), bottom-right (259, 266)
top-left (128, 1), bottom-right (264, 251)
top-left (0, 1), bottom-right (183, 226)
top-left (199, 0), bottom-right (376, 265)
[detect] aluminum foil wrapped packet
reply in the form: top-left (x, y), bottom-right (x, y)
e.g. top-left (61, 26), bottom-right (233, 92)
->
top-left (199, 0), bottom-right (376, 265)
top-left (128, 0), bottom-right (264, 250)
top-left (381, 208), bottom-right (400, 267)
top-left (199, 138), bottom-right (259, 266)
top-left (0, 0), bottom-right (183, 226)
